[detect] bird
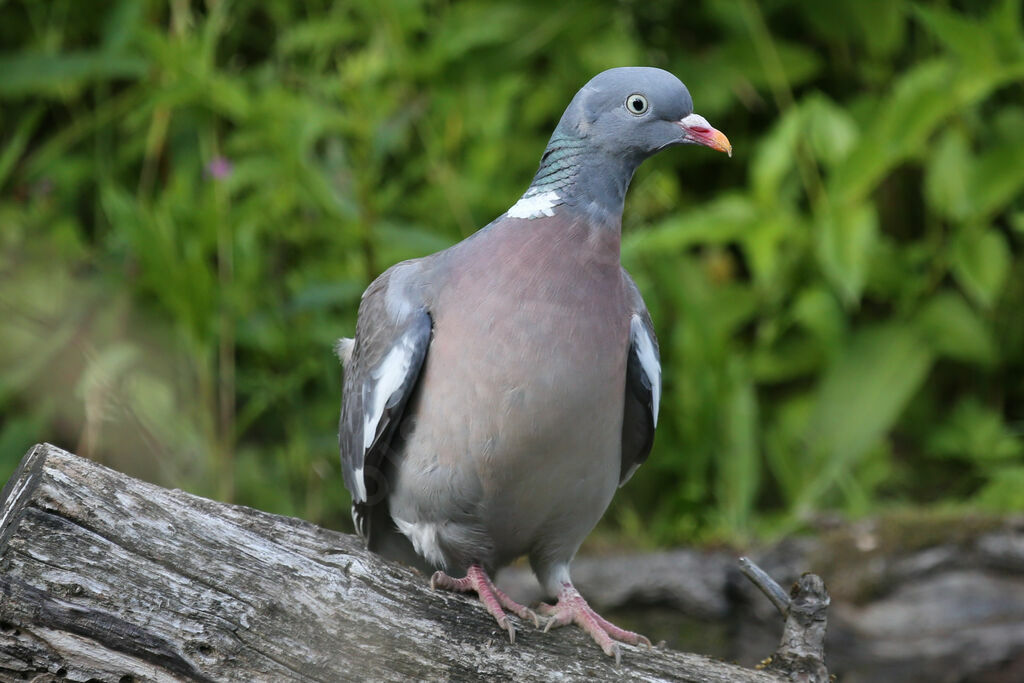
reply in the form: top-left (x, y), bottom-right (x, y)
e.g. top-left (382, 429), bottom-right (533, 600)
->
top-left (337, 66), bottom-right (731, 662)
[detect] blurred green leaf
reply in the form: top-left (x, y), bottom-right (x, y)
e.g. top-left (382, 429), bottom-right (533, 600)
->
top-left (102, 0), bottom-right (147, 52)
top-left (928, 398), bottom-right (1023, 462)
top-left (288, 281), bottom-right (366, 313)
top-left (623, 195), bottom-right (757, 258)
top-left (796, 0), bottom-right (906, 59)
top-left (0, 104), bottom-right (42, 189)
top-left (751, 106), bottom-right (803, 207)
top-left (0, 51), bottom-right (147, 97)
top-left (1012, 212), bottom-right (1024, 235)
top-left (849, 0), bottom-right (906, 58)
top-left (915, 292), bottom-right (998, 365)
top-left (715, 360), bottom-right (759, 536)
top-left (969, 134), bottom-right (1024, 221)
top-left (742, 210), bottom-right (804, 288)
top-left (751, 335), bottom-right (823, 383)
top-left (951, 226), bottom-right (1011, 308)
top-left (763, 394), bottom-right (813, 507)
top-left (817, 203), bottom-right (878, 305)
top-left (913, 4), bottom-right (1001, 69)
top-left (925, 129), bottom-right (971, 220)
top-left (719, 35), bottom-right (824, 91)
top-left (974, 466), bottom-right (1024, 510)
top-left (831, 57), bottom-right (1024, 203)
top-left (792, 286), bottom-right (846, 349)
top-left (806, 94), bottom-right (859, 167)
top-left (795, 324), bottom-right (934, 515)
top-left (831, 60), bottom-right (952, 202)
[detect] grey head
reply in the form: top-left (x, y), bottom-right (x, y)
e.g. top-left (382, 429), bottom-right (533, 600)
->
top-left (512, 66), bottom-right (731, 222)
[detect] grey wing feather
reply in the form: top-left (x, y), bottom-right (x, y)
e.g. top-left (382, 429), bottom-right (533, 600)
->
top-left (620, 268), bottom-right (661, 486)
top-left (339, 264), bottom-right (432, 539)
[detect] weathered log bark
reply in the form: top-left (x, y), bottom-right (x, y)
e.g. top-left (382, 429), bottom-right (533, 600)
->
top-left (0, 444), bottom-right (783, 682)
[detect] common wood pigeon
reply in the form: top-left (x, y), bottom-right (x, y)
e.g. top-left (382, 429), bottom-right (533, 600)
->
top-left (338, 66), bottom-right (731, 662)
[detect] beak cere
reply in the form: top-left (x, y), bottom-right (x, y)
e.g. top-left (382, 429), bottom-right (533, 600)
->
top-left (677, 113), bottom-right (732, 157)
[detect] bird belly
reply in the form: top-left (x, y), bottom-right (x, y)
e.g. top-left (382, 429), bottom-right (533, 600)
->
top-left (387, 234), bottom-right (629, 574)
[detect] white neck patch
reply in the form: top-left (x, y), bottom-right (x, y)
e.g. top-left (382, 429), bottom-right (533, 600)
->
top-left (506, 190), bottom-right (560, 219)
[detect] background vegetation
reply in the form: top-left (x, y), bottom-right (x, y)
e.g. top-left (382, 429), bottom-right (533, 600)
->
top-left (1, 0), bottom-right (1022, 546)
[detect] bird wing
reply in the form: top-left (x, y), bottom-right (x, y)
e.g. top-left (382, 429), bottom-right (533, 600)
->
top-left (620, 268), bottom-right (661, 486)
top-left (339, 260), bottom-right (432, 539)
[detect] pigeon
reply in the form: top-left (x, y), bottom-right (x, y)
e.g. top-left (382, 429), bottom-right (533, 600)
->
top-left (338, 66), bottom-right (731, 662)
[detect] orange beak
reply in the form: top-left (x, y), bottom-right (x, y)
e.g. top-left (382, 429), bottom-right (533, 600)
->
top-left (677, 113), bottom-right (732, 157)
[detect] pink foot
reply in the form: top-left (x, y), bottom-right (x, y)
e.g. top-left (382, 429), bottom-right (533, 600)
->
top-left (538, 583), bottom-right (652, 664)
top-left (430, 564), bottom-right (540, 643)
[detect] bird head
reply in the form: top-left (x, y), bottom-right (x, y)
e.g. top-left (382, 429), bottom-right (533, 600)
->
top-left (558, 67), bottom-right (732, 161)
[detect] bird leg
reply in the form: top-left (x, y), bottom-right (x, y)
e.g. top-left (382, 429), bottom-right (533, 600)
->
top-left (430, 563), bottom-right (540, 643)
top-left (538, 582), bottom-right (652, 664)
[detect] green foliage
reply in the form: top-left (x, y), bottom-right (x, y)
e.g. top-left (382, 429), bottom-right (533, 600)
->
top-left (1, 0), bottom-right (1022, 544)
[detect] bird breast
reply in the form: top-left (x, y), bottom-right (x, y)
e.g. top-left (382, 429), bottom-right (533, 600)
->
top-left (388, 218), bottom-right (630, 567)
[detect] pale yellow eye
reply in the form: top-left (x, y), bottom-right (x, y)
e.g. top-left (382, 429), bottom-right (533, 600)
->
top-left (626, 94), bottom-right (649, 115)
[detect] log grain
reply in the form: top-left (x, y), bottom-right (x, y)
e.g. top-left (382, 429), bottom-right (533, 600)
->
top-left (0, 444), bottom-right (782, 683)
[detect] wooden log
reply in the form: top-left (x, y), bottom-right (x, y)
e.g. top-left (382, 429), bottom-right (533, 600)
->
top-left (0, 444), bottom-right (783, 682)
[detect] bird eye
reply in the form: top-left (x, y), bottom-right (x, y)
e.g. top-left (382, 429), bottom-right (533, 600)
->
top-left (625, 94), bottom-right (649, 116)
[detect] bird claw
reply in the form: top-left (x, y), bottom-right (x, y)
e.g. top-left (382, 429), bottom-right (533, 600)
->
top-left (536, 585), bottom-right (650, 663)
top-left (540, 610), bottom-right (569, 633)
top-left (429, 564), bottom-right (536, 645)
